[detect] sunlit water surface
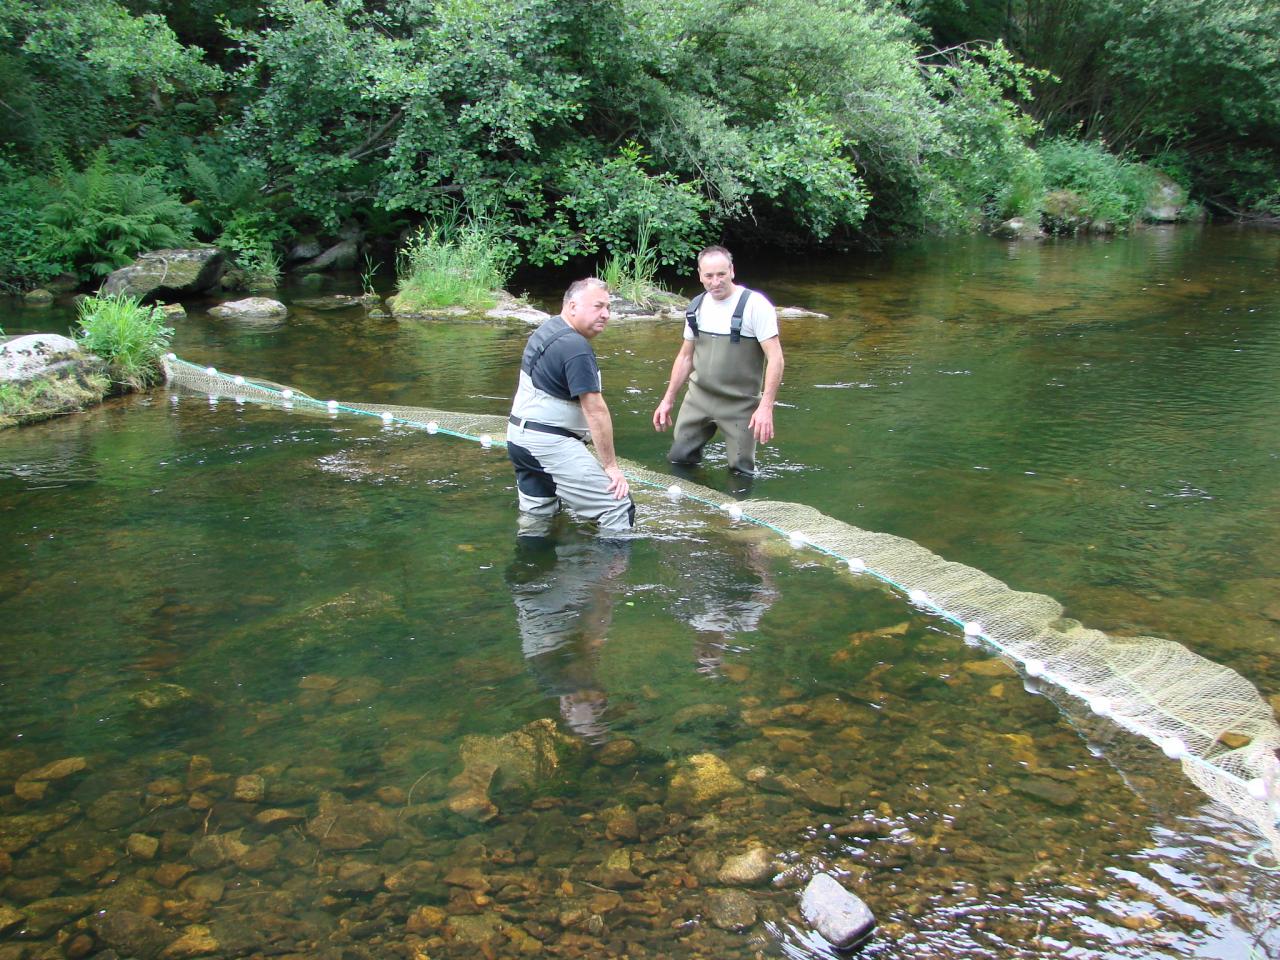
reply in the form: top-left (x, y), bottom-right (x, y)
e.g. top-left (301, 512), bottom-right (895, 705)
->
top-left (2, 225), bottom-right (1279, 958)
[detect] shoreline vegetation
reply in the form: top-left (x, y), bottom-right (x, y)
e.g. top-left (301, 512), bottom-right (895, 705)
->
top-left (0, 0), bottom-right (1275, 298)
top-left (0, 294), bottom-right (172, 428)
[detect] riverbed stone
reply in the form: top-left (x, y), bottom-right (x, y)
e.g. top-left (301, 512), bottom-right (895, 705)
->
top-left (665, 753), bottom-right (743, 813)
top-left (717, 846), bottom-right (773, 886)
top-left (207, 297), bottom-right (288, 320)
top-left (0, 812), bottom-right (73, 855)
top-left (127, 833), bottom-right (160, 860)
top-left (188, 831), bottom-right (248, 868)
top-left (158, 924), bottom-right (218, 959)
top-left (233, 775), bottom-right (265, 803)
top-left (20, 894), bottom-right (95, 938)
top-left (90, 908), bottom-right (171, 959)
top-left (800, 873), bottom-right (876, 949)
top-left (1012, 776), bottom-right (1080, 808)
top-left (88, 790), bottom-right (141, 829)
top-left (104, 247), bottom-right (226, 300)
top-left (707, 888), bottom-right (757, 930)
top-left (0, 905), bottom-right (21, 934)
top-left (307, 794), bottom-right (397, 850)
top-left (181, 874), bottom-right (225, 903)
top-left (333, 859), bottom-right (384, 894)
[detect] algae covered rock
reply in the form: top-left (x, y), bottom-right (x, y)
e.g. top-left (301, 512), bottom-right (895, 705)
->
top-left (665, 752), bottom-right (743, 813)
top-left (104, 247), bottom-right (226, 300)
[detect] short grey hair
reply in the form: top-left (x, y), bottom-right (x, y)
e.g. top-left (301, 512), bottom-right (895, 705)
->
top-left (697, 245), bottom-right (733, 267)
top-left (563, 277), bottom-right (609, 309)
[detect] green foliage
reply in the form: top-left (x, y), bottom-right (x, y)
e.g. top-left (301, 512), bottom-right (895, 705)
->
top-left (1037, 139), bottom-right (1156, 229)
top-left (0, 156), bottom-right (69, 290)
top-left (557, 144), bottom-right (709, 268)
top-left (0, 0), bottom-right (221, 158)
top-left (393, 216), bottom-right (515, 313)
top-left (916, 42), bottom-right (1045, 229)
top-left (39, 150), bottom-right (195, 280)
top-left (75, 292), bottom-right (173, 389)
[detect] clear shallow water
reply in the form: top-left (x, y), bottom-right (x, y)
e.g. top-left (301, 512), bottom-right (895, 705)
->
top-left (2, 225), bottom-right (1279, 958)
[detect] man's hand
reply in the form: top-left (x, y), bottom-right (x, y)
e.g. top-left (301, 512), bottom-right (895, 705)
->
top-left (604, 464), bottom-right (630, 499)
top-left (652, 399), bottom-right (675, 432)
top-left (749, 403), bottom-right (775, 444)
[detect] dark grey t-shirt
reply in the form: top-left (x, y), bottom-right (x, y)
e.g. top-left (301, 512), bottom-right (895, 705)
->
top-left (521, 316), bottom-right (601, 400)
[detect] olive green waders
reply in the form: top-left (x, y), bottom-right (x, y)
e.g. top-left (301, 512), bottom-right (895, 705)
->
top-left (668, 333), bottom-right (766, 474)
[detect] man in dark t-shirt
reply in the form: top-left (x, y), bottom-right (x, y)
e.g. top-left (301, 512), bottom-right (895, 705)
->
top-left (506, 278), bottom-right (634, 536)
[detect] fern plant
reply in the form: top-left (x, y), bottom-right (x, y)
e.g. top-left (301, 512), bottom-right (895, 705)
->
top-left (39, 150), bottom-right (195, 279)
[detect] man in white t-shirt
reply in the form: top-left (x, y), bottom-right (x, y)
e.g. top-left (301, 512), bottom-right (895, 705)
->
top-left (652, 246), bottom-right (785, 475)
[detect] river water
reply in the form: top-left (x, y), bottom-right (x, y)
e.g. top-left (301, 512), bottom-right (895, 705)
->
top-left (1, 225), bottom-right (1278, 958)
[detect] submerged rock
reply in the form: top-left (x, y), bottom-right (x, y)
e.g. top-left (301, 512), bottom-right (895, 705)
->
top-left (666, 753), bottom-right (743, 813)
top-left (800, 873), bottom-right (876, 949)
top-left (718, 846), bottom-right (773, 886)
top-left (707, 888), bottom-right (758, 930)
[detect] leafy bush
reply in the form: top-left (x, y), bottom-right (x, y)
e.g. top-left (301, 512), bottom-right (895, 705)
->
top-left (1037, 139), bottom-right (1157, 230)
top-left (393, 216), bottom-right (515, 312)
top-left (75, 293), bottom-right (173, 389)
top-left (40, 150), bottom-right (195, 280)
top-left (0, 158), bottom-right (70, 290)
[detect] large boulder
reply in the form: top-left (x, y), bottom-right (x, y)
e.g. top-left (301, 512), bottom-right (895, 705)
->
top-left (293, 237), bottom-right (360, 274)
top-left (0, 334), bottom-right (83, 382)
top-left (104, 248), bottom-right (226, 300)
top-left (800, 873), bottom-right (876, 949)
top-left (1144, 171), bottom-right (1192, 223)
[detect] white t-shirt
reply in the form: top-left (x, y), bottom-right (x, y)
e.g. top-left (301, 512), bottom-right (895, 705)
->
top-left (683, 287), bottom-right (779, 342)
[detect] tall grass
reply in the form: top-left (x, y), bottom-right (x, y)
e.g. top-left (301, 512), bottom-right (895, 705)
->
top-left (1038, 139), bottom-right (1157, 229)
top-left (76, 293), bottom-right (173, 389)
top-left (600, 215), bottom-right (659, 307)
top-left (394, 215), bottom-right (513, 312)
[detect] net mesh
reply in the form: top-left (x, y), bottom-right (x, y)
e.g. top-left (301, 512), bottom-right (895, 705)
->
top-left (165, 356), bottom-right (1280, 860)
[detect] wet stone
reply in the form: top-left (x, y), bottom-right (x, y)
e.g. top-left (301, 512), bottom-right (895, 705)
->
top-left (0, 905), bottom-right (21, 934)
top-left (254, 807), bottom-right (304, 829)
top-left (154, 863), bottom-right (195, 888)
top-left (21, 894), bottom-right (95, 938)
top-left (801, 872), bottom-right (876, 949)
top-left (13, 781), bottom-right (46, 802)
top-left (718, 847), bottom-right (773, 886)
top-left (1013, 777), bottom-right (1080, 808)
top-left (126, 833), bottom-right (159, 861)
top-left (188, 831), bottom-right (248, 869)
top-left (5, 875), bottom-right (60, 902)
top-left (91, 908), bottom-right (172, 959)
top-left (181, 875), bottom-right (225, 903)
top-left (405, 905), bottom-right (447, 934)
top-left (707, 888), bottom-right (758, 931)
top-left (596, 740), bottom-right (638, 766)
top-left (158, 924), bottom-right (218, 959)
top-left (233, 775), bottom-right (265, 803)
top-left (0, 813), bottom-right (73, 855)
top-left (18, 757), bottom-right (87, 784)
top-left (665, 754), bottom-right (743, 814)
top-left (333, 859), bottom-right (384, 894)
top-left (307, 795), bottom-right (397, 850)
top-left (88, 790), bottom-right (142, 829)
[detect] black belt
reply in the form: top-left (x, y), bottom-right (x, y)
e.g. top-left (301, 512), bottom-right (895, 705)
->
top-left (508, 416), bottom-right (585, 440)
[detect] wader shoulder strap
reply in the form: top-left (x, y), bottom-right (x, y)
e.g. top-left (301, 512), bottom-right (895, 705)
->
top-left (729, 288), bottom-right (752, 344)
top-left (525, 323), bottom-right (577, 379)
top-left (685, 289), bottom-right (753, 341)
top-left (685, 293), bottom-right (706, 338)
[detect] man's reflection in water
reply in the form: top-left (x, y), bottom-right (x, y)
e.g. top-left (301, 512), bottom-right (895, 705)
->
top-left (671, 533), bottom-right (777, 677)
top-left (505, 532), bottom-right (631, 742)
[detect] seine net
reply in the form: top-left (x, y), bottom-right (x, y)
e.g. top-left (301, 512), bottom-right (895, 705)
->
top-left (166, 355), bottom-right (1280, 861)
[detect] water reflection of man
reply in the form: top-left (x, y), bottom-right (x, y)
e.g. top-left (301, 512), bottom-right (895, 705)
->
top-left (670, 536), bottom-right (778, 677)
top-left (506, 534), bottom-right (631, 742)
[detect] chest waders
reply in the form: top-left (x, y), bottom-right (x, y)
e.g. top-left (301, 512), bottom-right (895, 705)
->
top-left (668, 289), bottom-right (766, 475)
